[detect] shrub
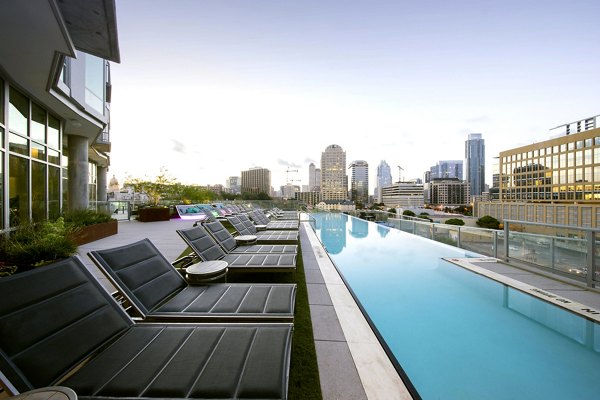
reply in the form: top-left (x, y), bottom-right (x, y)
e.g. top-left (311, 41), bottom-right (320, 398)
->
top-left (476, 215), bottom-right (501, 229)
top-left (388, 208), bottom-right (396, 214)
top-left (0, 218), bottom-right (77, 269)
top-left (403, 210), bottom-right (416, 217)
top-left (445, 218), bottom-right (465, 226)
top-left (63, 209), bottom-right (113, 227)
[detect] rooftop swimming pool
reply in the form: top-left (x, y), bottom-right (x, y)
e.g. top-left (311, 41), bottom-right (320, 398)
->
top-left (311, 213), bottom-right (600, 400)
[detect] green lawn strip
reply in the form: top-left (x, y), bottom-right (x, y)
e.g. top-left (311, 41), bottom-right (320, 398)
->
top-left (175, 245), bottom-right (323, 399)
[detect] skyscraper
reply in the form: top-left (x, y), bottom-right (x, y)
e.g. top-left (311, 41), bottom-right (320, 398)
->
top-left (465, 133), bottom-right (485, 197)
top-left (308, 162), bottom-right (316, 191)
top-left (429, 160), bottom-right (463, 181)
top-left (241, 167), bottom-right (271, 195)
top-left (321, 144), bottom-right (348, 201)
top-left (314, 168), bottom-right (321, 192)
top-left (375, 160), bottom-right (392, 203)
top-left (349, 160), bottom-right (369, 205)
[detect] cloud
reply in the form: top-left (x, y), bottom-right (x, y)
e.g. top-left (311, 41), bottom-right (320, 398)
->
top-left (277, 159), bottom-right (302, 168)
top-left (304, 157), bottom-right (317, 164)
top-left (466, 115), bottom-right (492, 124)
top-left (171, 139), bottom-right (186, 154)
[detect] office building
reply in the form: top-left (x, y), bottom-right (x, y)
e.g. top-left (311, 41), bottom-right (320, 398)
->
top-left (375, 160), bottom-right (393, 203)
top-left (427, 178), bottom-right (470, 207)
top-left (428, 160), bottom-right (463, 181)
top-left (349, 160), bottom-right (369, 205)
top-left (381, 181), bottom-right (424, 209)
top-left (314, 168), bottom-right (321, 192)
top-left (281, 183), bottom-right (300, 199)
top-left (321, 144), bottom-right (348, 201)
top-left (308, 163), bottom-right (316, 191)
top-left (0, 1), bottom-right (119, 229)
top-left (241, 167), bottom-right (271, 195)
top-left (226, 176), bottom-right (241, 194)
top-left (465, 133), bottom-right (485, 197)
top-left (476, 116), bottom-right (600, 227)
top-left (296, 191), bottom-right (322, 207)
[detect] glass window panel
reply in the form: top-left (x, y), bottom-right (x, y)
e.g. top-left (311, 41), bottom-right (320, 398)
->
top-left (31, 141), bottom-right (46, 161)
top-left (585, 149), bottom-right (592, 165)
top-left (47, 115), bottom-right (60, 149)
top-left (48, 148), bottom-right (60, 165)
top-left (0, 151), bottom-right (3, 229)
top-left (32, 161), bottom-right (46, 222)
top-left (85, 54), bottom-right (105, 113)
top-left (568, 142), bottom-right (575, 151)
top-left (8, 87), bottom-right (28, 135)
top-left (0, 78), bottom-right (4, 126)
top-left (577, 140), bottom-right (584, 149)
top-left (576, 151), bottom-right (583, 165)
top-left (9, 155), bottom-right (29, 226)
top-left (9, 133), bottom-right (28, 155)
top-left (31, 103), bottom-right (46, 142)
top-left (49, 166), bottom-right (60, 220)
top-left (586, 138), bottom-right (593, 147)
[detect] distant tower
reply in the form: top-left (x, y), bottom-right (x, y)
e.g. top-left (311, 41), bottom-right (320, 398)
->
top-left (465, 133), bottom-right (485, 197)
top-left (308, 163), bottom-right (316, 190)
top-left (375, 160), bottom-right (392, 203)
top-left (241, 167), bottom-right (271, 195)
top-left (314, 168), bottom-right (321, 192)
top-left (321, 144), bottom-right (347, 201)
top-left (349, 160), bottom-right (369, 205)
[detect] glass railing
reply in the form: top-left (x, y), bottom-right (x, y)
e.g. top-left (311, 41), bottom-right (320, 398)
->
top-left (342, 210), bottom-right (600, 288)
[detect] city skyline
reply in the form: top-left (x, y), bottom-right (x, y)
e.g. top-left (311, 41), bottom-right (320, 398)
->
top-left (108, 0), bottom-right (600, 192)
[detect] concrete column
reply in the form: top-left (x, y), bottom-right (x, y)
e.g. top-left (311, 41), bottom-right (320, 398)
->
top-left (67, 134), bottom-right (89, 210)
top-left (97, 166), bottom-right (107, 203)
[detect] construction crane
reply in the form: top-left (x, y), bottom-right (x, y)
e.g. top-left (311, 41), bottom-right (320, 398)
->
top-left (397, 165), bottom-right (404, 182)
top-left (285, 167), bottom-right (298, 184)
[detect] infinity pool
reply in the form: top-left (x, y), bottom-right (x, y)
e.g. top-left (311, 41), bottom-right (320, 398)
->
top-left (311, 213), bottom-right (600, 400)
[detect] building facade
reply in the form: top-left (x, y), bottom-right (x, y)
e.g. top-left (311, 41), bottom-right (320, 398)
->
top-left (381, 181), bottom-right (425, 209)
top-left (316, 200), bottom-right (355, 212)
top-left (465, 133), bottom-right (485, 197)
top-left (476, 117), bottom-right (600, 227)
top-left (296, 191), bottom-right (322, 207)
top-left (320, 144), bottom-right (348, 201)
top-left (0, 1), bottom-right (120, 230)
top-left (241, 167), bottom-right (271, 195)
top-left (226, 176), bottom-right (241, 194)
top-left (349, 160), bottom-right (369, 205)
top-left (428, 160), bottom-right (463, 181)
top-left (375, 160), bottom-right (393, 203)
top-left (308, 162), bottom-right (316, 191)
top-left (427, 178), bottom-right (470, 207)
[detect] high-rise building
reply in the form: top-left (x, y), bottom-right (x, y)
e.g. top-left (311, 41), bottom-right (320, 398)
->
top-left (381, 181), bottom-right (424, 208)
top-left (0, 1), bottom-right (120, 229)
top-left (465, 133), bottom-right (485, 197)
top-left (429, 160), bottom-right (463, 181)
top-left (226, 176), bottom-right (241, 194)
top-left (241, 167), bottom-right (271, 195)
top-left (314, 168), bottom-right (321, 192)
top-left (476, 115), bottom-right (600, 227)
top-left (308, 163), bottom-right (316, 190)
top-left (321, 144), bottom-right (348, 201)
top-left (375, 160), bottom-right (393, 203)
top-left (427, 178), bottom-right (470, 207)
top-left (349, 160), bottom-right (369, 205)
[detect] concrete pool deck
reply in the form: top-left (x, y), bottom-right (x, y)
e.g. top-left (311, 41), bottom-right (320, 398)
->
top-left (76, 217), bottom-right (600, 400)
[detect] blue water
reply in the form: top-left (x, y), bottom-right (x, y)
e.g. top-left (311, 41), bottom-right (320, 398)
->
top-left (312, 213), bottom-right (600, 400)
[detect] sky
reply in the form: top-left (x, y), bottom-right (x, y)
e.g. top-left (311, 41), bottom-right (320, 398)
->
top-left (108, 0), bottom-right (600, 193)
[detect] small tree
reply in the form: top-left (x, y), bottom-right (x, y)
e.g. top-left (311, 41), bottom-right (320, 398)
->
top-left (388, 208), bottom-right (397, 214)
top-left (476, 215), bottom-right (500, 229)
top-left (445, 218), bottom-right (465, 226)
top-left (403, 210), bottom-right (416, 217)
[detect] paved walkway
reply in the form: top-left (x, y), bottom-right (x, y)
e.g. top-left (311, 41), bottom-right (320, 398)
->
top-left (76, 218), bottom-right (600, 400)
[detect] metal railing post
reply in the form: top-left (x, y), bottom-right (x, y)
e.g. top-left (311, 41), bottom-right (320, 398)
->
top-left (457, 226), bottom-right (461, 248)
top-left (504, 222), bottom-right (510, 261)
top-left (586, 231), bottom-right (594, 288)
top-left (493, 231), bottom-right (498, 258)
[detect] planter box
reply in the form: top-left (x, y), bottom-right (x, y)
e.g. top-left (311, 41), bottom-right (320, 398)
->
top-left (138, 207), bottom-right (171, 222)
top-left (72, 220), bottom-right (118, 245)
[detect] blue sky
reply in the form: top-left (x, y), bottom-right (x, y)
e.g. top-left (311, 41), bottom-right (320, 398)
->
top-left (109, 0), bottom-right (600, 192)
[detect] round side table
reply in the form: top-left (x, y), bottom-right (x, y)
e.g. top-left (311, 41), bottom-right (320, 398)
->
top-left (234, 235), bottom-right (257, 245)
top-left (10, 387), bottom-right (77, 400)
top-left (186, 260), bottom-right (228, 283)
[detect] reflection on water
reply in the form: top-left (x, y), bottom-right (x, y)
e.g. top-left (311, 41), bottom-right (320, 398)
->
top-left (317, 213), bottom-right (347, 254)
top-left (349, 217), bottom-right (368, 238)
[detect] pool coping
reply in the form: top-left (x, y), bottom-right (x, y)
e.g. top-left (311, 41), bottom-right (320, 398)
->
top-left (445, 257), bottom-right (600, 323)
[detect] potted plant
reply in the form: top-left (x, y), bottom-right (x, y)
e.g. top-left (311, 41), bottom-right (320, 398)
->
top-left (126, 168), bottom-right (176, 222)
top-left (0, 218), bottom-right (78, 275)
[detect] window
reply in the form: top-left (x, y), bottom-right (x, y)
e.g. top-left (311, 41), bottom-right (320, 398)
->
top-left (32, 161), bottom-right (46, 222)
top-left (9, 155), bottom-right (29, 227)
top-left (8, 87), bottom-right (28, 135)
top-left (48, 115), bottom-right (60, 149)
top-left (85, 54), bottom-right (105, 113)
top-left (31, 103), bottom-right (46, 142)
top-left (0, 78), bottom-right (4, 126)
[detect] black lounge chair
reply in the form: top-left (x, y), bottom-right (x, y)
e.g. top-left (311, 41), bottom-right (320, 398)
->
top-left (248, 210), bottom-right (299, 230)
top-left (226, 215), bottom-right (299, 244)
top-left (0, 257), bottom-right (292, 399)
top-left (203, 220), bottom-right (298, 254)
top-left (88, 238), bottom-right (296, 322)
top-left (177, 225), bottom-right (297, 274)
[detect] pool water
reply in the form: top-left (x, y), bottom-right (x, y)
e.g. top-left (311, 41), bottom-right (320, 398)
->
top-left (312, 213), bottom-right (600, 400)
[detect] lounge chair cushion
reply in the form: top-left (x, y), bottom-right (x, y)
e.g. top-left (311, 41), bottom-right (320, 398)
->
top-left (203, 221), bottom-right (298, 254)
